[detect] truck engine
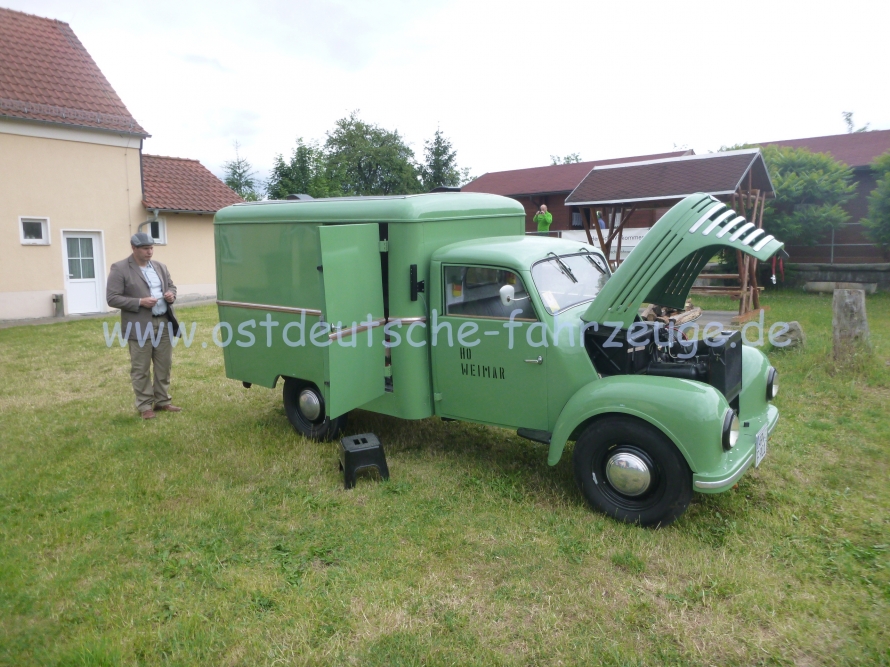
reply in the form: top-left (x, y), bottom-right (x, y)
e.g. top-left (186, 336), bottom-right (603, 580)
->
top-left (585, 322), bottom-right (742, 410)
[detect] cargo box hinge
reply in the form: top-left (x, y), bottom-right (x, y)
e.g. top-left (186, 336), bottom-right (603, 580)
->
top-left (410, 264), bottom-right (425, 301)
top-left (378, 240), bottom-right (389, 252)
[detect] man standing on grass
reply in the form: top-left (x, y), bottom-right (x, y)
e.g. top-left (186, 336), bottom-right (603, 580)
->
top-left (106, 233), bottom-right (182, 420)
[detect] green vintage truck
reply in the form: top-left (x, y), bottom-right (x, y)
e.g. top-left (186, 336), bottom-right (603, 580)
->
top-left (215, 192), bottom-right (782, 526)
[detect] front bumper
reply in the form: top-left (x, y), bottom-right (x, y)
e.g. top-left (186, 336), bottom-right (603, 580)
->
top-left (692, 405), bottom-right (779, 493)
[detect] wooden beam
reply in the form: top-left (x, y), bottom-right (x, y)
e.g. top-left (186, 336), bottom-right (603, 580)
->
top-left (612, 207), bottom-right (625, 265)
top-left (609, 205), bottom-right (637, 264)
top-left (615, 215), bottom-right (630, 266)
top-left (589, 208), bottom-right (606, 250)
top-left (748, 190), bottom-right (766, 310)
top-left (736, 249), bottom-right (749, 316)
top-left (696, 273), bottom-right (744, 280)
top-left (749, 188), bottom-right (762, 227)
top-left (749, 254), bottom-right (761, 309)
top-left (606, 205), bottom-right (636, 244)
top-left (581, 207), bottom-right (594, 246)
top-left (758, 190), bottom-right (766, 228)
top-left (602, 207), bottom-right (616, 257)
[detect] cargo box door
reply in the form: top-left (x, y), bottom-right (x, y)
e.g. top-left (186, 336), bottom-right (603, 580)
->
top-left (319, 223), bottom-right (386, 417)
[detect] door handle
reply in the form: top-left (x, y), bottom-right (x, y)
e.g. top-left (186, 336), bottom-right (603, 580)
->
top-left (525, 356), bottom-right (543, 365)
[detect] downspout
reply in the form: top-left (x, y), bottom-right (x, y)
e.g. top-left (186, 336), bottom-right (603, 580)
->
top-left (137, 209), bottom-right (160, 234)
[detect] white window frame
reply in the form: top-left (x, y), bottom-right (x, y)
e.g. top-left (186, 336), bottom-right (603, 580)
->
top-left (147, 217), bottom-right (167, 245)
top-left (19, 216), bottom-right (51, 245)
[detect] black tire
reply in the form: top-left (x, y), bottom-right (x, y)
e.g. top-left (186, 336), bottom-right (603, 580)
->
top-left (573, 416), bottom-right (692, 527)
top-left (282, 377), bottom-right (347, 441)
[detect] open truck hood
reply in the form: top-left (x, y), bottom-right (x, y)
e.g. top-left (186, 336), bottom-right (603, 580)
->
top-left (582, 193), bottom-right (784, 327)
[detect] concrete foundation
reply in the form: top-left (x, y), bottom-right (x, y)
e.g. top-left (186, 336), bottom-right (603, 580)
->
top-left (786, 263), bottom-right (890, 291)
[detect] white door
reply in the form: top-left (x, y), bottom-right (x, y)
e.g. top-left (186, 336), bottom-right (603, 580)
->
top-left (63, 233), bottom-right (103, 314)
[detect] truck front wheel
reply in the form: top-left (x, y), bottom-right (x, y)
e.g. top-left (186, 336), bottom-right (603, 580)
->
top-left (283, 378), bottom-right (347, 441)
top-left (573, 416), bottom-right (692, 527)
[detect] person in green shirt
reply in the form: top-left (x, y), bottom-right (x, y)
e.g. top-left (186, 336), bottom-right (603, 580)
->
top-left (533, 205), bottom-right (553, 233)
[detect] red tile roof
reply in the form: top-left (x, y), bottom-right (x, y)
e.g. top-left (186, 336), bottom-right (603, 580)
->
top-left (142, 155), bottom-right (244, 213)
top-left (760, 129), bottom-right (890, 169)
top-left (566, 150), bottom-right (773, 206)
top-left (0, 7), bottom-right (146, 135)
top-left (461, 150), bottom-right (693, 196)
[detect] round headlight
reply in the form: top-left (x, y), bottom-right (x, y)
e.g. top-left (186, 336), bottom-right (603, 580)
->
top-left (722, 409), bottom-right (740, 450)
top-left (766, 367), bottom-right (778, 401)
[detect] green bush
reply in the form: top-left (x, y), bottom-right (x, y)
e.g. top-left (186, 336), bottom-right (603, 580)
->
top-left (863, 150), bottom-right (890, 256)
top-left (759, 145), bottom-right (856, 246)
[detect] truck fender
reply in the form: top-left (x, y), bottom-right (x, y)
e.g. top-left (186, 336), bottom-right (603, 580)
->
top-left (547, 375), bottom-right (730, 472)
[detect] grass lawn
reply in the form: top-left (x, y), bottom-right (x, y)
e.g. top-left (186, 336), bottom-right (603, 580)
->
top-left (1, 292), bottom-right (888, 666)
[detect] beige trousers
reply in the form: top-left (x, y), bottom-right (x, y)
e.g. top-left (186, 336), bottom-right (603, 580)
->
top-left (128, 316), bottom-right (173, 413)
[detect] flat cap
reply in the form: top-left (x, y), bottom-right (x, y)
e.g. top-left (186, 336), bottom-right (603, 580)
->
top-left (130, 232), bottom-right (155, 247)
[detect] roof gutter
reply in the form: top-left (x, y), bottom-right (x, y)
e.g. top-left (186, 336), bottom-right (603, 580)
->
top-left (142, 207), bottom-right (219, 215)
top-left (0, 112), bottom-right (150, 138)
top-left (567, 191), bottom-right (739, 206)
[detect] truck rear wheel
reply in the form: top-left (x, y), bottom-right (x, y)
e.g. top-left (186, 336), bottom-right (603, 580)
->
top-left (573, 416), bottom-right (692, 527)
top-left (283, 378), bottom-right (347, 441)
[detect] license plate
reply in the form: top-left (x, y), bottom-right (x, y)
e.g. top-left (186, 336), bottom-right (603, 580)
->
top-left (755, 424), bottom-right (768, 467)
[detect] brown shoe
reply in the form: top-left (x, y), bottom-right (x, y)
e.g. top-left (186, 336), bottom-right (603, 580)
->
top-left (155, 404), bottom-right (182, 412)
top-left (141, 410), bottom-right (156, 420)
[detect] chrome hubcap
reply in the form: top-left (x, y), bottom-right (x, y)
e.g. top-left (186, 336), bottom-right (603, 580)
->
top-left (605, 452), bottom-right (651, 496)
top-left (298, 389), bottom-right (322, 421)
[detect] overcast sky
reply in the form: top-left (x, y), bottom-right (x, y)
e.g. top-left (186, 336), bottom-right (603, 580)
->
top-left (8, 0), bottom-right (889, 184)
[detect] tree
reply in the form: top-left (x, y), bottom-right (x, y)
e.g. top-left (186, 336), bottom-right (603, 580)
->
top-left (222, 141), bottom-right (261, 201)
top-left (758, 145), bottom-right (856, 245)
top-left (266, 138), bottom-right (333, 200)
top-left (324, 111), bottom-right (424, 196)
top-left (420, 128), bottom-right (460, 190)
top-left (459, 167), bottom-right (476, 186)
top-left (550, 153), bottom-right (582, 165)
top-left (863, 150), bottom-right (890, 255)
top-left (842, 111), bottom-right (870, 134)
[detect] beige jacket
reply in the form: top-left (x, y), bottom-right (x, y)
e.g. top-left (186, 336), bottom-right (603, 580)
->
top-left (106, 256), bottom-right (178, 341)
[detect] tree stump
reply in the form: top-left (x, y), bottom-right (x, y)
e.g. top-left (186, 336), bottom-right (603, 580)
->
top-left (832, 289), bottom-right (870, 361)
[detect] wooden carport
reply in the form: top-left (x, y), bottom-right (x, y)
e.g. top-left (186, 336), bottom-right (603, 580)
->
top-left (565, 149), bottom-right (775, 317)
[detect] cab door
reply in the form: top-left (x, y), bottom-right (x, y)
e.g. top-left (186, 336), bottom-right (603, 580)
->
top-left (319, 223), bottom-right (386, 417)
top-left (431, 265), bottom-right (548, 430)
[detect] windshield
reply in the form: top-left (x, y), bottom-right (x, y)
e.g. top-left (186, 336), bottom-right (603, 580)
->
top-left (531, 252), bottom-right (611, 315)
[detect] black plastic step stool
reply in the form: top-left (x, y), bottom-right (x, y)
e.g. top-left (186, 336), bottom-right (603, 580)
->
top-left (339, 433), bottom-right (389, 489)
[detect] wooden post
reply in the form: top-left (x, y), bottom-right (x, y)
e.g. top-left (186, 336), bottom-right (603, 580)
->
top-left (603, 207), bottom-right (616, 258)
top-left (590, 208), bottom-right (606, 251)
top-left (749, 189), bottom-right (762, 227)
top-left (748, 190), bottom-right (764, 309)
top-left (615, 213), bottom-right (624, 266)
top-left (581, 208), bottom-right (594, 245)
top-left (832, 289), bottom-right (871, 361)
top-left (731, 189), bottom-right (748, 315)
top-left (611, 207), bottom-right (623, 266)
top-left (607, 205), bottom-right (636, 266)
top-left (737, 249), bottom-right (749, 315)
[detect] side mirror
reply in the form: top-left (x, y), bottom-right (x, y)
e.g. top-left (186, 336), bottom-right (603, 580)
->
top-left (499, 284), bottom-right (515, 306)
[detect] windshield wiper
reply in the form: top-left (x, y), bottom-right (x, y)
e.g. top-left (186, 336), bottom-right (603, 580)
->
top-left (546, 252), bottom-right (577, 283)
top-left (578, 248), bottom-right (607, 275)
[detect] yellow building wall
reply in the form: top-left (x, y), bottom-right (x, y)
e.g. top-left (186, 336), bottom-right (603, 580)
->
top-left (0, 124), bottom-right (144, 319)
top-left (151, 212), bottom-right (217, 299)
